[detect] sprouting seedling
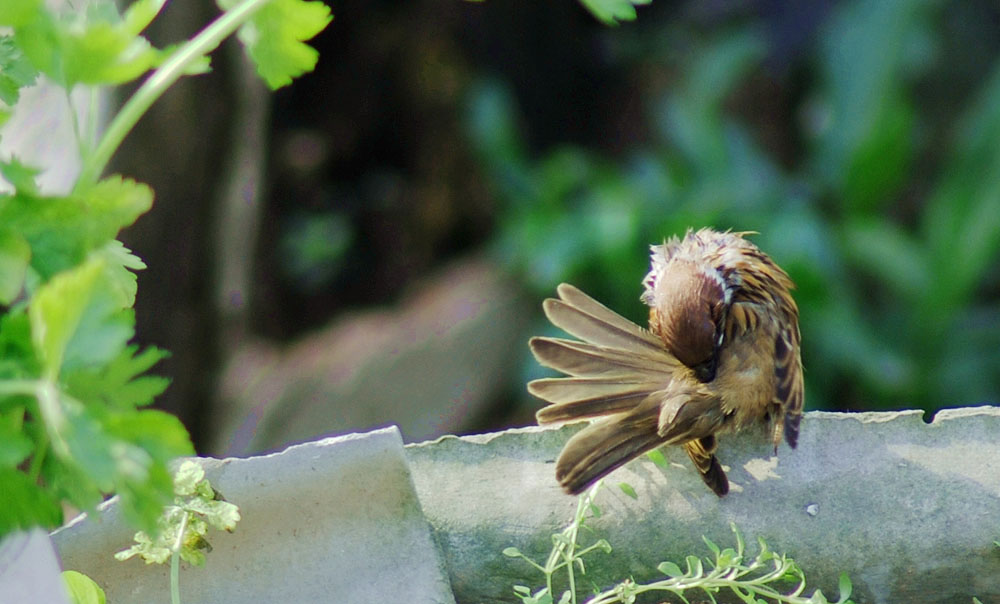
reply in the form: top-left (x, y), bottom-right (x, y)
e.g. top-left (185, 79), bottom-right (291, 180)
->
top-left (115, 460), bottom-right (240, 604)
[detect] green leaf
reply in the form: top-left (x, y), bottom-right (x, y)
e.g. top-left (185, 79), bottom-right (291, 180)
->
top-left (837, 572), bottom-right (853, 603)
top-left (65, 345), bottom-right (169, 411)
top-left (115, 530), bottom-right (171, 564)
top-left (219, 0), bottom-right (332, 89)
top-left (30, 257), bottom-right (135, 376)
top-left (121, 0), bottom-right (167, 37)
top-left (657, 561), bottom-right (683, 577)
top-left (0, 410), bottom-right (32, 467)
top-left (645, 448), bottom-right (668, 468)
top-left (0, 229), bottom-right (30, 305)
top-left (62, 570), bottom-right (106, 604)
top-left (0, 311), bottom-right (39, 380)
top-left (702, 535), bottom-right (720, 556)
top-left (186, 497), bottom-right (240, 532)
top-left (95, 240), bottom-right (146, 308)
top-left (173, 459), bottom-right (205, 496)
top-left (0, 0), bottom-right (42, 28)
top-left (577, 0), bottom-right (651, 26)
top-left (0, 36), bottom-right (39, 106)
top-left (0, 157), bottom-right (41, 195)
top-left (0, 176), bottom-right (153, 280)
top-left (29, 259), bottom-right (104, 376)
top-left (684, 555), bottom-right (703, 576)
top-left (807, 589), bottom-right (831, 604)
top-left (618, 481), bottom-right (637, 499)
top-left (106, 409), bottom-right (194, 465)
top-left (0, 467), bottom-right (62, 533)
top-left (77, 176), bottom-right (155, 244)
top-left (36, 387), bottom-right (116, 489)
top-left (14, 0), bottom-right (165, 88)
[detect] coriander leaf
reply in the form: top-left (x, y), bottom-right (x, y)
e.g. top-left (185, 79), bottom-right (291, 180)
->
top-left (0, 157), bottom-right (41, 195)
top-left (113, 445), bottom-right (177, 532)
top-left (29, 259), bottom-right (104, 376)
top-left (0, 311), bottom-right (37, 379)
top-left (0, 410), bottom-right (32, 467)
top-left (121, 0), bottom-right (167, 36)
top-left (0, 229), bottom-right (30, 305)
top-left (0, 467), bottom-right (63, 533)
top-left (29, 257), bottom-right (134, 376)
top-left (65, 345), bottom-right (169, 411)
top-left (219, 0), bottom-right (332, 89)
top-left (38, 386), bottom-right (190, 533)
top-left (105, 409), bottom-right (194, 466)
top-left (77, 175), bottom-right (155, 239)
top-left (0, 36), bottom-right (39, 106)
top-left (36, 386), bottom-right (117, 491)
top-left (0, 175), bottom-right (153, 280)
top-left (96, 240), bottom-right (146, 308)
top-left (15, 0), bottom-right (164, 88)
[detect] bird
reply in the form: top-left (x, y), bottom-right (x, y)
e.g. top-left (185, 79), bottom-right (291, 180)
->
top-left (527, 228), bottom-right (803, 497)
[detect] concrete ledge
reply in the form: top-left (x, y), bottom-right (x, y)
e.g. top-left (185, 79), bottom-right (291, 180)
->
top-left (405, 407), bottom-right (1000, 604)
top-left (53, 427), bottom-right (454, 604)
top-left (48, 409), bottom-right (1000, 604)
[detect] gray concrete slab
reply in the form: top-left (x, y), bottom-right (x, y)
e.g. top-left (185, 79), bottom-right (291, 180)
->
top-left (53, 426), bottom-right (454, 604)
top-left (406, 407), bottom-right (1000, 604)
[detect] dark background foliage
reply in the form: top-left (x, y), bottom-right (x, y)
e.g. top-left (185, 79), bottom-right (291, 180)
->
top-left (118, 0), bottom-right (1000, 452)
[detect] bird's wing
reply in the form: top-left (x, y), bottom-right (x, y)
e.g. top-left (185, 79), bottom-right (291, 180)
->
top-left (773, 321), bottom-right (804, 448)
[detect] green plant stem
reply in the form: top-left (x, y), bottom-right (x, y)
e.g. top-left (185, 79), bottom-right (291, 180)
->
top-left (75, 0), bottom-right (272, 189)
top-left (27, 432), bottom-right (47, 483)
top-left (0, 379), bottom-right (43, 396)
top-left (171, 511), bottom-right (189, 604)
top-left (171, 550), bottom-right (181, 604)
top-left (544, 481), bottom-right (602, 604)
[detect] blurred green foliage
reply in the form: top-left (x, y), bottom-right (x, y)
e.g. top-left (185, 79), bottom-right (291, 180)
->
top-left (469, 0), bottom-right (1000, 413)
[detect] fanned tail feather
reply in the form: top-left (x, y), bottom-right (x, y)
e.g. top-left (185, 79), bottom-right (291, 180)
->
top-left (555, 413), bottom-right (662, 495)
top-left (544, 283), bottom-right (666, 356)
top-left (532, 377), bottom-right (663, 423)
top-left (529, 337), bottom-right (675, 379)
top-left (529, 283), bottom-right (680, 426)
top-left (530, 282), bottom-right (731, 496)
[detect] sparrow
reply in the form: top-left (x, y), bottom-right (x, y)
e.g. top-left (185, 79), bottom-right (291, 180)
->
top-left (527, 228), bottom-right (803, 497)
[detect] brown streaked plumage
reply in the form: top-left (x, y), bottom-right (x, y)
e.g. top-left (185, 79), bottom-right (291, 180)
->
top-left (528, 228), bottom-right (803, 497)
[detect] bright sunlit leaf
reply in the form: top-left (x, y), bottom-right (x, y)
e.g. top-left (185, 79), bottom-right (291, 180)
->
top-left (218, 0), bottom-right (332, 89)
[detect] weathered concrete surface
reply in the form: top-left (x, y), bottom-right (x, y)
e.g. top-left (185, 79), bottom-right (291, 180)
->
top-left (53, 427), bottom-right (454, 604)
top-left (405, 407), bottom-right (1000, 604)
